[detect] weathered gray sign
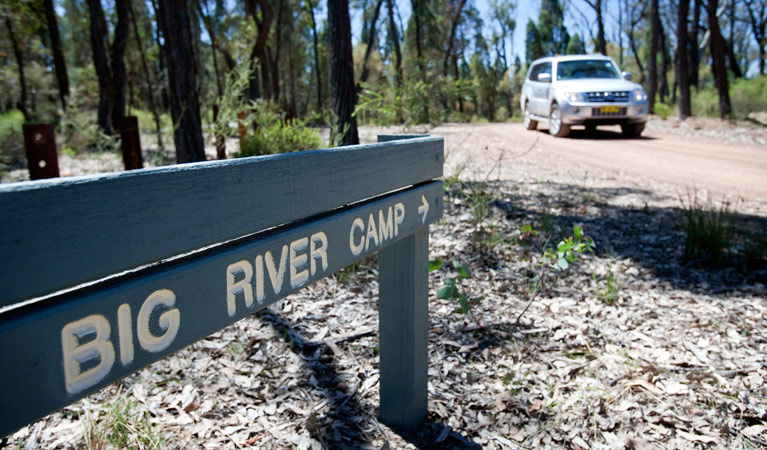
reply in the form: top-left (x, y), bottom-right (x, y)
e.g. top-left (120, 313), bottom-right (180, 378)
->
top-left (0, 182), bottom-right (442, 436)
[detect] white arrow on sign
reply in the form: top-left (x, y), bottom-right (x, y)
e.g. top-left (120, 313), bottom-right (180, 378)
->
top-left (418, 195), bottom-right (429, 223)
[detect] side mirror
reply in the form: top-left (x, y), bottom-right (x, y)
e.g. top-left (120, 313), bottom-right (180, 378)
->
top-left (537, 72), bottom-right (552, 83)
top-left (622, 71), bottom-right (632, 81)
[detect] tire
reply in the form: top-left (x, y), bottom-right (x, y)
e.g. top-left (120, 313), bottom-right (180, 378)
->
top-left (621, 122), bottom-right (645, 138)
top-left (549, 103), bottom-right (570, 138)
top-left (523, 101), bottom-right (538, 130)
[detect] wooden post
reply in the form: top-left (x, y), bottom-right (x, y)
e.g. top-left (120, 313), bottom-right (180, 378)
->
top-left (213, 104), bottom-right (226, 160)
top-left (22, 124), bottom-right (60, 180)
top-left (378, 228), bottom-right (429, 432)
top-left (119, 116), bottom-right (143, 170)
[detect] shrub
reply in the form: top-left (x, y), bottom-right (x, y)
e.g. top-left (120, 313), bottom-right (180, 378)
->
top-left (692, 76), bottom-right (767, 118)
top-left (236, 101), bottom-right (322, 157)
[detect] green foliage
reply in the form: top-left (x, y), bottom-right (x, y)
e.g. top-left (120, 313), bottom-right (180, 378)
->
top-left (679, 191), bottom-right (734, 267)
top-left (432, 259), bottom-right (477, 314)
top-left (566, 33), bottom-right (586, 55)
top-left (692, 76), bottom-right (767, 118)
top-left (238, 116), bottom-right (322, 157)
top-left (0, 110), bottom-right (25, 171)
top-left (133, 108), bottom-right (172, 135)
top-left (58, 91), bottom-right (120, 154)
top-left (653, 102), bottom-right (676, 119)
top-left (593, 259), bottom-right (622, 305)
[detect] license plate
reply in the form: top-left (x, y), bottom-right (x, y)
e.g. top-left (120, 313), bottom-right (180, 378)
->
top-left (599, 106), bottom-right (620, 114)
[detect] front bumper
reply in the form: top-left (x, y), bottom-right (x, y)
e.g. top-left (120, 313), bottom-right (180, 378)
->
top-left (558, 99), bottom-right (648, 125)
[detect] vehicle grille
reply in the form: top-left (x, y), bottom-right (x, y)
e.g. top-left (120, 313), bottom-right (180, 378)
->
top-left (592, 107), bottom-right (627, 117)
top-left (585, 91), bottom-right (630, 103)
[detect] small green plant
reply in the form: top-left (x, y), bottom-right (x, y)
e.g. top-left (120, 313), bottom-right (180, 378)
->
top-left (431, 259), bottom-right (478, 314)
top-left (679, 190), bottom-right (734, 266)
top-left (515, 225), bottom-right (595, 325)
top-left (466, 183), bottom-right (502, 259)
top-left (593, 259), bottom-right (622, 305)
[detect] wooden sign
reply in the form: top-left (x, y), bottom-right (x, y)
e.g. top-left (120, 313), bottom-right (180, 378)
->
top-left (0, 136), bottom-right (443, 436)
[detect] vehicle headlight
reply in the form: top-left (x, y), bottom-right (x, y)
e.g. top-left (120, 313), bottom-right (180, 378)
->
top-left (633, 89), bottom-right (646, 101)
top-left (564, 92), bottom-right (585, 102)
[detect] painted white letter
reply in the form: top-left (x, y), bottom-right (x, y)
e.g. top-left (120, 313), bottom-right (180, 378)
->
top-left (255, 254), bottom-right (265, 303)
top-left (226, 260), bottom-right (254, 316)
top-left (265, 245), bottom-right (289, 295)
top-left (117, 304), bottom-right (134, 365)
top-left (366, 213), bottom-right (380, 250)
top-left (137, 289), bottom-right (180, 353)
top-left (61, 314), bottom-right (115, 394)
top-left (290, 237), bottom-right (309, 288)
top-left (310, 232), bottom-right (329, 275)
top-left (394, 202), bottom-right (405, 236)
top-left (349, 217), bottom-right (365, 256)
top-left (378, 207), bottom-right (394, 242)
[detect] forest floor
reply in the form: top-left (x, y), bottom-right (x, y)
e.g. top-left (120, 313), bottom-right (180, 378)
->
top-left (4, 117), bottom-right (767, 449)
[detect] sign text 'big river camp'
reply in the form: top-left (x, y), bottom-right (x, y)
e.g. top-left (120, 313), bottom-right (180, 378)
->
top-left (0, 135), bottom-right (443, 436)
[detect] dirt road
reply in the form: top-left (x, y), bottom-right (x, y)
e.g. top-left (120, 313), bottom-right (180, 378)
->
top-left (428, 121), bottom-right (767, 203)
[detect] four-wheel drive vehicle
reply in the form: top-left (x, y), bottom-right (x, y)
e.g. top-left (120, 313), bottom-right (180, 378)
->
top-left (521, 55), bottom-right (648, 138)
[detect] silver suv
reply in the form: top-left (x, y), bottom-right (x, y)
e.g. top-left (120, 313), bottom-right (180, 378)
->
top-left (521, 55), bottom-right (648, 138)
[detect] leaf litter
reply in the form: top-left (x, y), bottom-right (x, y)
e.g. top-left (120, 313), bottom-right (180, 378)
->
top-left (5, 127), bottom-right (767, 449)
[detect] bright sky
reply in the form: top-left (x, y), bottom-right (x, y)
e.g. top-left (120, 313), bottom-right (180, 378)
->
top-left (350, 0), bottom-right (607, 65)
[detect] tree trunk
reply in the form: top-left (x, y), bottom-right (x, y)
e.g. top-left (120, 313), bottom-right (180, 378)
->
top-left (659, 24), bottom-right (669, 103)
top-left (677, 0), bottom-right (692, 119)
top-left (412, 0), bottom-right (429, 123)
top-left (690, 0), bottom-right (701, 88)
top-left (360, 0), bottom-right (385, 86)
top-left (387, 0), bottom-right (402, 88)
top-left (594, 0), bottom-right (607, 55)
top-left (726, 0), bottom-right (744, 77)
top-left (443, 0), bottom-right (467, 77)
top-left (157, 0), bottom-right (206, 162)
top-left (131, 0), bottom-right (164, 150)
top-left (110, 0), bottom-right (130, 133)
top-left (87, 0), bottom-right (112, 133)
top-left (707, 0), bottom-right (733, 118)
top-left (647, 0), bottom-right (660, 113)
top-left (306, 0), bottom-right (323, 112)
top-left (246, 0), bottom-right (273, 100)
top-left (328, 0), bottom-right (359, 146)
top-left (43, 0), bottom-right (70, 110)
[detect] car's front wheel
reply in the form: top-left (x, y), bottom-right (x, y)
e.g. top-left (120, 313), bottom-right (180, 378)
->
top-left (621, 122), bottom-right (645, 138)
top-left (524, 101), bottom-right (538, 130)
top-left (549, 103), bottom-right (570, 138)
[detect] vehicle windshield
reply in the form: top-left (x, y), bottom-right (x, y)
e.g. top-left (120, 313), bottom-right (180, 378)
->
top-left (556, 60), bottom-right (620, 80)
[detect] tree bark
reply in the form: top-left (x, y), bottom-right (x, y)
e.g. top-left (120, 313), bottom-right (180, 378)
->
top-left (443, 0), bottom-right (467, 77)
top-left (360, 0), bottom-right (385, 86)
top-left (87, 0), bottom-right (112, 133)
top-left (725, 0), bottom-right (744, 77)
top-left (157, 0), bottom-right (206, 162)
top-left (690, 0), bottom-right (701, 88)
top-left (411, 0), bottom-right (429, 123)
top-left (131, 0), bottom-right (164, 150)
top-left (43, 0), bottom-right (70, 110)
top-left (387, 0), bottom-right (403, 88)
top-left (659, 23), bottom-right (669, 103)
top-left (677, 0), bottom-right (692, 119)
top-left (306, 0), bottom-right (323, 112)
top-left (328, 0), bottom-right (359, 145)
top-left (110, 0), bottom-right (130, 133)
top-left (707, 0), bottom-right (733, 118)
top-left (245, 0), bottom-right (273, 100)
top-left (647, 0), bottom-right (660, 113)
top-left (585, 0), bottom-right (607, 55)
top-left (745, 0), bottom-right (766, 75)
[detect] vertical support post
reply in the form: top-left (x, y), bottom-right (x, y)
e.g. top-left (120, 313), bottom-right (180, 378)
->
top-left (213, 104), bottom-right (226, 160)
top-left (378, 228), bottom-right (429, 432)
top-left (120, 116), bottom-right (143, 170)
top-left (22, 123), bottom-right (60, 180)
